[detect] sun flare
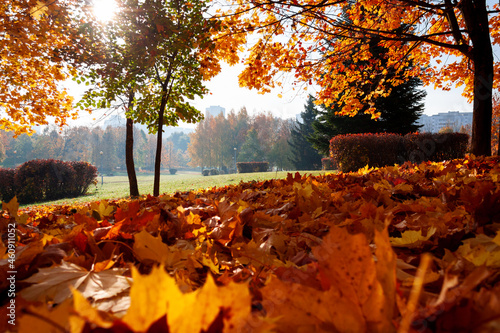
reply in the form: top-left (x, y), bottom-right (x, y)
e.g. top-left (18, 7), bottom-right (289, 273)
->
top-left (93, 0), bottom-right (118, 23)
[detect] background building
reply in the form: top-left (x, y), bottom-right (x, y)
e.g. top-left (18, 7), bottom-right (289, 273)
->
top-left (417, 111), bottom-right (473, 132)
top-left (206, 105), bottom-right (226, 118)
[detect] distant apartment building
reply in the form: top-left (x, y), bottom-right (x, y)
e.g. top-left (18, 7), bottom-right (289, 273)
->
top-left (206, 105), bottom-right (225, 118)
top-left (417, 111), bottom-right (473, 133)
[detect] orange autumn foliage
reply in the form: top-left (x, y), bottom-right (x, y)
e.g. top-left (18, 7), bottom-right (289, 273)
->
top-left (218, 0), bottom-right (499, 115)
top-left (493, 93), bottom-right (500, 155)
top-left (1, 155), bottom-right (500, 332)
top-left (0, 0), bottom-right (82, 135)
top-left (218, 0), bottom-right (499, 155)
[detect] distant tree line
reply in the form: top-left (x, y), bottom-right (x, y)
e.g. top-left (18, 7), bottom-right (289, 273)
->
top-left (188, 108), bottom-right (294, 172)
top-left (0, 126), bottom-right (190, 173)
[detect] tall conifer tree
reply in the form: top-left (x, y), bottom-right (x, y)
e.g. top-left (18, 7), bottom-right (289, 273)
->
top-left (309, 76), bottom-right (426, 155)
top-left (309, 36), bottom-right (426, 155)
top-left (237, 129), bottom-right (265, 162)
top-left (289, 96), bottom-right (323, 170)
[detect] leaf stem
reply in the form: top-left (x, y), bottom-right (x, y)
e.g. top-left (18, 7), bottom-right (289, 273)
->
top-left (398, 253), bottom-right (432, 333)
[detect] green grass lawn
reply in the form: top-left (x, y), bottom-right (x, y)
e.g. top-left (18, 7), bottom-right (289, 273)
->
top-left (24, 170), bottom-right (330, 208)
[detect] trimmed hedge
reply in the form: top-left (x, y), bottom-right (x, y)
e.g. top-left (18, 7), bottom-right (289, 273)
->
top-left (1, 159), bottom-right (97, 204)
top-left (236, 162), bottom-right (269, 173)
top-left (330, 132), bottom-right (469, 173)
top-left (202, 168), bottom-right (220, 176)
top-left (0, 168), bottom-right (16, 203)
top-left (68, 161), bottom-right (99, 197)
top-left (330, 133), bottom-right (405, 173)
top-left (404, 132), bottom-right (469, 163)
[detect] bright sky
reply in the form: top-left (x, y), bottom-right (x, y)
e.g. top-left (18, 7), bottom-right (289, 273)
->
top-left (93, 0), bottom-right (117, 22)
top-left (191, 62), bottom-right (473, 119)
top-left (70, 61), bottom-right (472, 129)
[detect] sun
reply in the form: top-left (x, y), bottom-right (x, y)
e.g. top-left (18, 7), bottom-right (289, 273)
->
top-left (93, 0), bottom-right (118, 23)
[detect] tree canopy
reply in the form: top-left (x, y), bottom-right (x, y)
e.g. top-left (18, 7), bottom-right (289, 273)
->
top-left (221, 0), bottom-right (500, 155)
top-left (0, 0), bottom-right (82, 135)
top-left (75, 0), bottom-right (233, 196)
top-left (310, 76), bottom-right (426, 155)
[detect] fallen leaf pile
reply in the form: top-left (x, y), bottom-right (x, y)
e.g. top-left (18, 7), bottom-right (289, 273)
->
top-left (1, 155), bottom-right (500, 332)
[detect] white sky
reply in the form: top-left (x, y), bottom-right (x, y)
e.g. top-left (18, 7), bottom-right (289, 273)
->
top-left (191, 62), bottom-right (473, 119)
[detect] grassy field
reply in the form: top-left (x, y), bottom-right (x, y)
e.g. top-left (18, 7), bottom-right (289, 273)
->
top-left (25, 170), bottom-right (329, 208)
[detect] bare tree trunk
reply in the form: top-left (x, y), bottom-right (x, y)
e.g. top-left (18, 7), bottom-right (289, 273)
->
top-left (126, 117), bottom-right (139, 197)
top-left (153, 93), bottom-right (167, 197)
top-left (463, 0), bottom-right (493, 156)
top-left (125, 89), bottom-right (139, 197)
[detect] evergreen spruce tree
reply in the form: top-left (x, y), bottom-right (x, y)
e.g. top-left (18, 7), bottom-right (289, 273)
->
top-left (288, 96), bottom-right (323, 170)
top-left (309, 46), bottom-right (426, 155)
top-left (376, 76), bottom-right (426, 134)
top-left (308, 10), bottom-right (426, 156)
top-left (237, 128), bottom-right (265, 162)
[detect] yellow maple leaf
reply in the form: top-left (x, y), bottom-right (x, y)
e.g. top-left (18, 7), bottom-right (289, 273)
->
top-left (1, 196), bottom-right (28, 224)
top-left (133, 229), bottom-right (170, 263)
top-left (122, 265), bottom-right (178, 332)
top-left (168, 274), bottom-right (251, 333)
top-left (311, 226), bottom-right (394, 332)
top-left (390, 227), bottom-right (437, 248)
top-left (123, 265), bottom-right (251, 332)
top-left (88, 200), bottom-right (115, 221)
top-left (2, 196), bottom-right (19, 218)
top-left (186, 212), bottom-right (202, 225)
top-left (293, 181), bottom-right (314, 199)
top-left (31, 1), bottom-right (49, 20)
top-left (456, 234), bottom-right (500, 268)
top-left (133, 229), bottom-right (193, 269)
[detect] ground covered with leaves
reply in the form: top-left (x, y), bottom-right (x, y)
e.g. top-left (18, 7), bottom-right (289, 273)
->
top-left (1, 156), bottom-right (500, 332)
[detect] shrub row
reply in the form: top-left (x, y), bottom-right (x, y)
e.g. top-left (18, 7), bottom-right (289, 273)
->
top-left (0, 159), bottom-right (98, 204)
top-left (202, 168), bottom-right (220, 176)
top-left (404, 132), bottom-right (470, 163)
top-left (330, 132), bottom-right (469, 173)
top-left (236, 162), bottom-right (269, 173)
top-left (0, 169), bottom-right (16, 204)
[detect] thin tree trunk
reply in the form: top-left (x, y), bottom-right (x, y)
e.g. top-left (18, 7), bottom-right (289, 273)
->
top-left (463, 0), bottom-right (493, 156)
top-left (153, 93), bottom-right (168, 197)
top-left (125, 89), bottom-right (139, 197)
top-left (126, 116), bottom-right (139, 197)
top-left (152, 50), bottom-right (178, 197)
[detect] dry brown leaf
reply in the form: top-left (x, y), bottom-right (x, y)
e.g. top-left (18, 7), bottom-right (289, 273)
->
top-left (261, 275), bottom-right (366, 332)
top-left (20, 261), bottom-right (131, 308)
top-left (312, 226), bottom-right (395, 332)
